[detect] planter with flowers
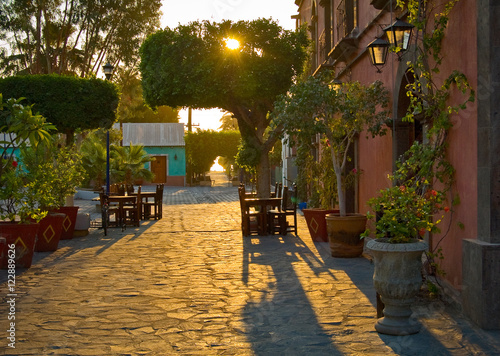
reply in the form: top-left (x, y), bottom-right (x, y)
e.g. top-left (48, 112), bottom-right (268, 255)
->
top-left (363, 142), bottom-right (453, 335)
top-left (0, 95), bottom-right (55, 268)
top-left (273, 74), bottom-right (390, 255)
top-left (361, 0), bottom-right (475, 335)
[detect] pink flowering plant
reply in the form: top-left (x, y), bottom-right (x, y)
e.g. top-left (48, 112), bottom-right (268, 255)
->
top-left (362, 142), bottom-right (453, 243)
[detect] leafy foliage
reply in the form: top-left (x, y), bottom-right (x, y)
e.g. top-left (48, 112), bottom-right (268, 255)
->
top-left (272, 73), bottom-right (390, 215)
top-left (0, 0), bottom-right (162, 77)
top-left (115, 68), bottom-right (180, 123)
top-left (0, 95), bottom-right (56, 223)
top-left (364, 0), bottom-right (475, 245)
top-left (185, 130), bottom-right (241, 177)
top-left (140, 18), bottom-right (309, 195)
top-left (111, 144), bottom-right (154, 185)
top-left (21, 138), bottom-right (86, 208)
top-left (0, 75), bottom-right (119, 143)
top-left (79, 129), bottom-right (152, 188)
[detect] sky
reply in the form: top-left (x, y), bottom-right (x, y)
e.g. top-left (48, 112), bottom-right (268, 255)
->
top-left (160, 0), bottom-right (299, 131)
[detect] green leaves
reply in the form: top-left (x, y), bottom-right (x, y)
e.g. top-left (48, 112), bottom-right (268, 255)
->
top-left (0, 75), bottom-right (119, 143)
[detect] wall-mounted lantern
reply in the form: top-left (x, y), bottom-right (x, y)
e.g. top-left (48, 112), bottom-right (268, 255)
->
top-left (367, 38), bottom-right (390, 72)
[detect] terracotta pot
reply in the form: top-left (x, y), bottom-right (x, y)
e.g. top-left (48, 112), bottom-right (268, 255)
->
top-left (303, 209), bottom-right (340, 242)
top-left (325, 213), bottom-right (367, 257)
top-left (55, 206), bottom-right (79, 240)
top-left (0, 222), bottom-right (39, 269)
top-left (34, 212), bottom-right (66, 252)
top-left (366, 238), bottom-right (428, 335)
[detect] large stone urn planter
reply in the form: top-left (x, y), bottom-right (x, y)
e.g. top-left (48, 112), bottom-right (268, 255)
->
top-left (326, 213), bottom-right (367, 257)
top-left (366, 238), bottom-right (428, 335)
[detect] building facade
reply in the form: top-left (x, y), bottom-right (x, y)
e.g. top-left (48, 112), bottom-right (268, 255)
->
top-left (121, 123), bottom-right (186, 186)
top-left (293, 0), bottom-right (499, 329)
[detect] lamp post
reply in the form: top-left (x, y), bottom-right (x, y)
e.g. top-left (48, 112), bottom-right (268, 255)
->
top-left (367, 38), bottom-right (389, 73)
top-left (103, 62), bottom-right (114, 194)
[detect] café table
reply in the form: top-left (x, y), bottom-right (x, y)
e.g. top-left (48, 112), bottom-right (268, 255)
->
top-left (241, 197), bottom-right (282, 235)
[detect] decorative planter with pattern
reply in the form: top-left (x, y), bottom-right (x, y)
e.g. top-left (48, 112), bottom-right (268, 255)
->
top-left (367, 238), bottom-right (428, 335)
top-left (55, 206), bottom-right (79, 240)
top-left (303, 209), bottom-right (340, 242)
top-left (34, 212), bottom-right (66, 252)
top-left (0, 222), bottom-right (39, 269)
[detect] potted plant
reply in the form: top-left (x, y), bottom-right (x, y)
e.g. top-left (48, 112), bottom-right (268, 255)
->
top-left (19, 137), bottom-right (84, 249)
top-left (296, 139), bottom-right (339, 242)
top-left (51, 146), bottom-right (85, 240)
top-left (0, 95), bottom-right (55, 267)
top-left (362, 140), bottom-right (454, 335)
top-left (273, 74), bottom-right (390, 255)
top-left (362, 0), bottom-right (475, 334)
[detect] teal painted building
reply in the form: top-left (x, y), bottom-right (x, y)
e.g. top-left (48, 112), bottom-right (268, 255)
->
top-left (121, 123), bottom-right (186, 186)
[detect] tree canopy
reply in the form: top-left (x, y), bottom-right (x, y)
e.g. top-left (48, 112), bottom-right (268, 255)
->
top-left (116, 67), bottom-right (180, 123)
top-left (140, 18), bottom-right (309, 195)
top-left (0, 74), bottom-right (119, 143)
top-left (0, 0), bottom-right (162, 77)
top-left (185, 129), bottom-right (240, 178)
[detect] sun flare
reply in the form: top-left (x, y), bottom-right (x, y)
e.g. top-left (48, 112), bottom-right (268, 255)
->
top-left (224, 38), bottom-right (240, 50)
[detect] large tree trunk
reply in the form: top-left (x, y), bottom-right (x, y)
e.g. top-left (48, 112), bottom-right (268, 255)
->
top-left (256, 149), bottom-right (271, 198)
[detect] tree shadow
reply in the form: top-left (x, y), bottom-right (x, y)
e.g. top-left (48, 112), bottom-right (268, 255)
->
top-left (241, 234), bottom-right (347, 355)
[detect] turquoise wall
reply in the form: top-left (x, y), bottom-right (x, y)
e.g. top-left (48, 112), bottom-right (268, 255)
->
top-left (144, 147), bottom-right (186, 176)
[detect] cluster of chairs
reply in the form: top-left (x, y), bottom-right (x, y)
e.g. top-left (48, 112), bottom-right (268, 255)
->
top-left (238, 182), bottom-right (297, 237)
top-left (99, 183), bottom-right (164, 235)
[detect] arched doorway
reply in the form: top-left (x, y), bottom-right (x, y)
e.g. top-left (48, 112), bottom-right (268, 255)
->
top-left (393, 69), bottom-right (423, 167)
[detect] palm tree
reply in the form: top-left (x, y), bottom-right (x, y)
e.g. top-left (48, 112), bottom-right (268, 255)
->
top-left (111, 143), bottom-right (154, 185)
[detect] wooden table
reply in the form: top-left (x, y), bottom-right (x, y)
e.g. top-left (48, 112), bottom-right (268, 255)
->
top-left (241, 197), bottom-right (282, 235)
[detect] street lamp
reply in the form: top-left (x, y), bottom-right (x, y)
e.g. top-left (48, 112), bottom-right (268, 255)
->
top-left (367, 38), bottom-right (389, 73)
top-left (103, 62), bottom-right (114, 80)
top-left (103, 62), bottom-right (114, 194)
top-left (383, 19), bottom-right (414, 59)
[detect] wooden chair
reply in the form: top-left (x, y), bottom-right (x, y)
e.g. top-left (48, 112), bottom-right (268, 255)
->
top-left (270, 182), bottom-right (282, 198)
top-left (122, 186), bottom-right (141, 227)
top-left (238, 185), bottom-right (264, 236)
top-left (268, 184), bottom-right (298, 235)
top-left (126, 184), bottom-right (135, 195)
top-left (99, 193), bottom-right (119, 235)
top-left (142, 184), bottom-right (164, 220)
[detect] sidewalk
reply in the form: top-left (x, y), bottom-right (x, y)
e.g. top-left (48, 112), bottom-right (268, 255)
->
top-left (1, 173), bottom-right (500, 355)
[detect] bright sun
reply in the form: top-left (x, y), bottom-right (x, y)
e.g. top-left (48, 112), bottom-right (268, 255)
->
top-left (225, 38), bottom-right (240, 50)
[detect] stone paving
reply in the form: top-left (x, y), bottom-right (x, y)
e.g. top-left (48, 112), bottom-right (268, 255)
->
top-left (1, 173), bottom-right (500, 355)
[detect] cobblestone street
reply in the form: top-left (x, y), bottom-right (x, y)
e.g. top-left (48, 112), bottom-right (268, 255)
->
top-left (1, 173), bottom-right (499, 355)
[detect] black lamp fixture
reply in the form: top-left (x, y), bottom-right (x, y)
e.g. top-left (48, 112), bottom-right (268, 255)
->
top-left (367, 38), bottom-right (390, 73)
top-left (383, 18), bottom-right (414, 59)
top-left (103, 62), bottom-right (114, 80)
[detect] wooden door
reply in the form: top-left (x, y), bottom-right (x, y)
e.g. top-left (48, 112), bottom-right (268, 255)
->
top-left (151, 156), bottom-right (167, 183)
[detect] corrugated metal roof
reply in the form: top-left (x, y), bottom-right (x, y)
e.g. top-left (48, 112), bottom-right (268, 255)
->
top-left (119, 123), bottom-right (185, 147)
